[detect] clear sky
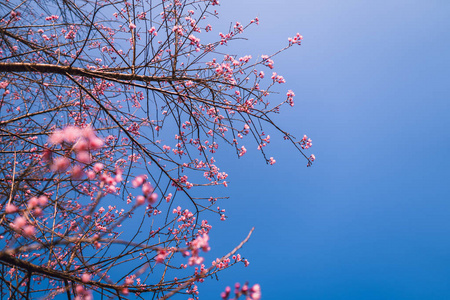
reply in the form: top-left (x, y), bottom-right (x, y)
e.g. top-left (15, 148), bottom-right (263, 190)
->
top-left (195, 1), bottom-right (450, 299)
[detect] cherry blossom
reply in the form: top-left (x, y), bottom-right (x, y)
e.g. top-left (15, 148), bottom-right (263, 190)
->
top-left (0, 0), bottom-right (314, 298)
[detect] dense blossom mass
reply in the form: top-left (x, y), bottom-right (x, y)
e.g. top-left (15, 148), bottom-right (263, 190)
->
top-left (0, 0), bottom-right (313, 298)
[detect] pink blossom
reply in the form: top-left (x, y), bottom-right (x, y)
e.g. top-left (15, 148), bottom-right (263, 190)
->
top-left (239, 146), bottom-right (247, 157)
top-left (28, 197), bottom-right (39, 208)
top-left (48, 130), bottom-right (65, 145)
top-left (115, 169), bottom-right (123, 182)
top-left (132, 175), bottom-right (146, 188)
top-left (136, 195), bottom-right (146, 205)
top-left (89, 136), bottom-right (104, 150)
top-left (156, 249), bottom-right (168, 263)
top-left (87, 170), bottom-right (96, 180)
top-left (188, 256), bottom-right (204, 266)
top-left (269, 157), bottom-right (276, 165)
top-left (76, 151), bottom-right (91, 164)
top-left (107, 185), bottom-right (116, 194)
top-left (142, 182), bottom-right (153, 196)
top-left (148, 193), bottom-right (158, 205)
top-left (71, 166), bottom-right (84, 179)
top-left (38, 195), bottom-right (48, 206)
top-left (64, 126), bottom-right (82, 142)
top-left (45, 15), bottom-right (59, 21)
top-left (288, 32), bottom-right (303, 45)
top-left (65, 30), bottom-right (76, 39)
top-left (148, 27), bottom-right (158, 36)
top-left (125, 277), bottom-right (134, 285)
top-left (165, 193), bottom-right (173, 202)
top-left (13, 216), bottom-right (27, 229)
top-left (93, 163), bottom-right (103, 173)
top-left (33, 207), bottom-right (42, 217)
top-left (51, 157), bottom-right (70, 172)
top-left (81, 273), bottom-right (91, 283)
top-left (250, 284), bottom-right (261, 300)
top-left (22, 225), bottom-right (35, 237)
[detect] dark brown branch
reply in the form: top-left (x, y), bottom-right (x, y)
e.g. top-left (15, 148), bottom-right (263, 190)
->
top-left (0, 62), bottom-right (205, 84)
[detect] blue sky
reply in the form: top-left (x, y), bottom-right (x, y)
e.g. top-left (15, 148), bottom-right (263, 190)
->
top-left (195, 1), bottom-right (450, 299)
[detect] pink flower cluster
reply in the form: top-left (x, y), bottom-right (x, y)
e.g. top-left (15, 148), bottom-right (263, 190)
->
top-left (49, 126), bottom-right (103, 150)
top-left (286, 90), bottom-right (295, 107)
top-left (148, 26), bottom-right (158, 36)
top-left (221, 282), bottom-right (261, 300)
top-left (271, 72), bottom-right (285, 84)
top-left (238, 146), bottom-right (247, 157)
top-left (155, 249), bottom-right (169, 264)
top-left (307, 154), bottom-right (316, 167)
top-left (45, 15), bottom-right (59, 21)
top-left (75, 285), bottom-right (93, 300)
top-left (10, 216), bottom-right (35, 237)
top-left (0, 80), bottom-right (10, 96)
top-left (93, 165), bottom-right (123, 194)
top-left (261, 55), bottom-right (274, 69)
top-left (269, 157), bottom-right (276, 165)
top-left (300, 134), bottom-right (312, 149)
top-left (133, 175), bottom-right (158, 205)
top-left (188, 233), bottom-right (210, 266)
top-left (288, 32), bottom-right (303, 45)
top-left (5, 195), bottom-right (47, 238)
top-left (48, 126), bottom-right (103, 176)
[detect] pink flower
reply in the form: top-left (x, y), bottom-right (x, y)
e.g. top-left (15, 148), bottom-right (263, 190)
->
top-left (250, 284), bottom-right (261, 300)
top-left (239, 146), bottom-right (247, 157)
top-left (93, 163), bottom-right (103, 173)
top-left (136, 195), bottom-right (145, 205)
top-left (148, 27), bottom-right (158, 36)
top-left (71, 166), bottom-right (84, 179)
top-left (38, 196), bottom-right (48, 206)
top-left (188, 256), bottom-right (204, 266)
top-left (81, 273), bottom-right (91, 283)
top-left (51, 157), bottom-right (70, 172)
top-left (107, 185), bottom-right (116, 194)
top-left (64, 126), bottom-right (82, 142)
top-left (28, 197), bottom-right (39, 208)
top-left (269, 157), bottom-right (276, 165)
top-left (22, 225), bottom-right (35, 237)
top-left (13, 216), bottom-right (27, 229)
top-left (45, 15), bottom-right (59, 21)
top-left (156, 249), bottom-right (168, 263)
top-left (115, 169), bottom-right (123, 182)
top-left (65, 30), bottom-right (76, 39)
top-left (33, 207), bottom-right (42, 217)
top-left (87, 170), bottom-right (96, 180)
top-left (76, 151), bottom-right (91, 164)
top-left (142, 182), bottom-right (153, 196)
top-left (48, 130), bottom-right (65, 145)
top-left (129, 23), bottom-right (136, 30)
top-left (165, 193), bottom-right (172, 202)
top-left (132, 175), bottom-right (146, 188)
top-left (89, 136), bottom-right (104, 150)
top-left (147, 193), bottom-right (158, 205)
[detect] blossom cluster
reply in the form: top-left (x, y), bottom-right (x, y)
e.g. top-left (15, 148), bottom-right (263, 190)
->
top-left (221, 282), bottom-right (261, 300)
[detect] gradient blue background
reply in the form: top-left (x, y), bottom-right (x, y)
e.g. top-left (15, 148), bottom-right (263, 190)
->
top-left (196, 1), bottom-right (450, 299)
